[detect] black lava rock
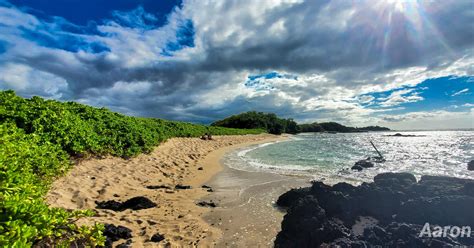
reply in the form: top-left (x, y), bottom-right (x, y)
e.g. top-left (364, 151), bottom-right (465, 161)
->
top-left (201, 185), bottom-right (213, 192)
top-left (146, 185), bottom-right (171, 189)
top-left (276, 187), bottom-right (310, 209)
top-left (103, 224), bottom-right (132, 248)
top-left (96, 196), bottom-right (157, 211)
top-left (96, 200), bottom-right (123, 211)
top-left (354, 160), bottom-right (374, 168)
top-left (274, 173), bottom-right (474, 247)
top-left (374, 172), bottom-right (417, 190)
top-left (351, 165), bottom-right (363, 171)
top-left (196, 201), bottom-right (217, 208)
top-left (150, 233), bottom-right (165, 243)
top-left (121, 197), bottom-right (157, 210)
top-left (468, 160), bottom-right (474, 171)
top-left (116, 239), bottom-right (132, 248)
top-left (175, 184), bottom-right (192, 190)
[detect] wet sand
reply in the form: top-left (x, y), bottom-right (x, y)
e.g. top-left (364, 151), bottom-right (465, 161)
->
top-left (202, 148), bottom-right (311, 247)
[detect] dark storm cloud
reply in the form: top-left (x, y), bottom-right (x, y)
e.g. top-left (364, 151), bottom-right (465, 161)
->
top-left (194, 0), bottom-right (473, 74)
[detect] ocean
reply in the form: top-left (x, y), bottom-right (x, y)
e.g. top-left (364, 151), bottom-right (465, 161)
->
top-left (223, 131), bottom-right (474, 184)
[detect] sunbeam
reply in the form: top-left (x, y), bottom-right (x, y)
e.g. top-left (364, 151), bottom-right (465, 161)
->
top-left (364, 0), bottom-right (454, 67)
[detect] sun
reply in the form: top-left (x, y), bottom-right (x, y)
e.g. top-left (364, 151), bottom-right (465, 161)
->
top-left (385, 0), bottom-right (407, 12)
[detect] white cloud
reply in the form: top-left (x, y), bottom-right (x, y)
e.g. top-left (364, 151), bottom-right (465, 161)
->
top-left (452, 88), bottom-right (469, 96)
top-left (0, 63), bottom-right (68, 98)
top-left (377, 88), bottom-right (424, 107)
top-left (379, 109), bottom-right (474, 130)
top-left (359, 95), bottom-right (375, 104)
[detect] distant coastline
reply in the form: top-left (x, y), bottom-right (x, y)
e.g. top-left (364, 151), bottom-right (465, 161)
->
top-left (211, 111), bottom-right (391, 134)
top-left (389, 128), bottom-right (474, 132)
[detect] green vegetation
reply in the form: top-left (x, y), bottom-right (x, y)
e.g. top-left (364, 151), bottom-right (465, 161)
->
top-left (211, 111), bottom-right (299, 134)
top-left (211, 112), bottom-right (390, 135)
top-left (0, 122), bottom-right (105, 247)
top-left (0, 90), bottom-right (264, 247)
top-left (356, 126), bottom-right (391, 132)
top-left (298, 122), bottom-right (390, 133)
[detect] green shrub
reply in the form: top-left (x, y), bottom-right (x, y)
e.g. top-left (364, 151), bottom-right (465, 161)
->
top-left (0, 122), bottom-right (105, 247)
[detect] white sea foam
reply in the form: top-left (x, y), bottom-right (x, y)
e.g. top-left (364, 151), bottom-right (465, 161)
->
top-left (224, 131), bottom-right (474, 184)
top-left (236, 141), bottom-right (280, 157)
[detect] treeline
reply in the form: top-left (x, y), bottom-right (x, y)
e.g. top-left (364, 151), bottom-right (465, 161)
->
top-left (211, 111), bottom-right (299, 134)
top-left (0, 91), bottom-right (264, 246)
top-left (212, 112), bottom-right (390, 134)
top-left (299, 122), bottom-right (390, 133)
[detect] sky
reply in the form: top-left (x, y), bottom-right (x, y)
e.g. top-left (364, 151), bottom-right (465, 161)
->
top-left (0, 0), bottom-right (473, 130)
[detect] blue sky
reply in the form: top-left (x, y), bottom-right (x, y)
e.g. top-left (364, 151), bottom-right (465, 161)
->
top-left (359, 76), bottom-right (473, 114)
top-left (0, 0), bottom-right (473, 129)
top-left (7, 0), bottom-right (180, 25)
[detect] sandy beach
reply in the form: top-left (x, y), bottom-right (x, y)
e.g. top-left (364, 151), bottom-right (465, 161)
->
top-left (202, 160), bottom-right (311, 247)
top-left (46, 134), bottom-right (285, 247)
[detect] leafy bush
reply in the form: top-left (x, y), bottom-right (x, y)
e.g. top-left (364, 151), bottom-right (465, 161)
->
top-left (0, 122), bottom-right (105, 246)
top-left (0, 90), bottom-right (264, 246)
top-left (211, 111), bottom-right (299, 134)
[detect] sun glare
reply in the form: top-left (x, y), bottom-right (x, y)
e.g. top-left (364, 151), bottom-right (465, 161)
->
top-left (386, 0), bottom-right (406, 12)
top-left (366, 0), bottom-right (453, 66)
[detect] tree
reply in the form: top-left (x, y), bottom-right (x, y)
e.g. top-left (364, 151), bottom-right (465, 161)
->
top-left (211, 111), bottom-right (297, 134)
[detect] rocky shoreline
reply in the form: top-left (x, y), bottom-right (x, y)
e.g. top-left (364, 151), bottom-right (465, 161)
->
top-left (275, 173), bottom-right (474, 247)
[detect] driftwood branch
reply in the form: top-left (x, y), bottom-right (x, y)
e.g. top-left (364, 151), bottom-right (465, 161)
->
top-left (370, 140), bottom-right (383, 159)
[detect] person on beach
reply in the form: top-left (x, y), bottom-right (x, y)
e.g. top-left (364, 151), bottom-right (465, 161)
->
top-left (201, 131), bottom-right (213, 140)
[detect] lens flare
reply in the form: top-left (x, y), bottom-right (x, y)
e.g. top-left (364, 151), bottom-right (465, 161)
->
top-left (386, 0), bottom-right (406, 12)
top-left (365, 0), bottom-right (454, 66)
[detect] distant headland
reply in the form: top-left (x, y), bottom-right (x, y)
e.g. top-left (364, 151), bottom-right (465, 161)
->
top-left (211, 111), bottom-right (390, 135)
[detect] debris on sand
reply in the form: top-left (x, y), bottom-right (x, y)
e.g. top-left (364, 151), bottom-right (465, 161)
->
top-left (196, 201), bottom-right (217, 208)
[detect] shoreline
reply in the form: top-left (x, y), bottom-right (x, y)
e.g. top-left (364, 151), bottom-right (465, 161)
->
top-left (201, 138), bottom-right (312, 247)
top-left (46, 134), bottom-right (285, 247)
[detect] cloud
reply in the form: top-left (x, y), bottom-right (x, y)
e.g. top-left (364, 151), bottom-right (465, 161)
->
top-left (452, 88), bottom-right (469, 96)
top-left (358, 95), bottom-right (375, 104)
top-left (377, 88), bottom-right (424, 107)
top-left (0, 62), bottom-right (68, 98)
top-left (110, 6), bottom-right (160, 30)
top-left (379, 108), bottom-right (474, 130)
top-left (0, 0), bottom-right (473, 129)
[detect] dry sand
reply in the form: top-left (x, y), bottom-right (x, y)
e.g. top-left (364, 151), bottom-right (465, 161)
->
top-left (46, 134), bottom-right (284, 247)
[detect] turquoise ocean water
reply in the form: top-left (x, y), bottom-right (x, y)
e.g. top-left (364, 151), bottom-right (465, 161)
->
top-left (223, 131), bottom-right (474, 183)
